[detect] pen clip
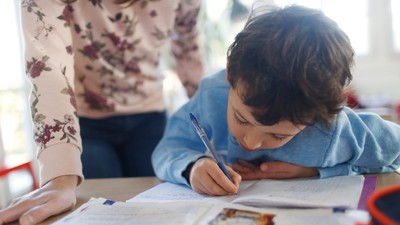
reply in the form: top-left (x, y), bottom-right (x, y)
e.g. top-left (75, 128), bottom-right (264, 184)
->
top-left (189, 113), bottom-right (222, 162)
top-left (189, 113), bottom-right (206, 138)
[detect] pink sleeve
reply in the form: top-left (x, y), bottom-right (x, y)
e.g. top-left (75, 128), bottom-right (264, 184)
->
top-left (20, 0), bottom-right (83, 186)
top-left (170, 0), bottom-right (204, 97)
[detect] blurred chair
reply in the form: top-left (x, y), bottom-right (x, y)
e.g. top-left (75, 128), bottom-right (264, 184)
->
top-left (0, 160), bottom-right (38, 190)
top-left (0, 123), bottom-right (38, 208)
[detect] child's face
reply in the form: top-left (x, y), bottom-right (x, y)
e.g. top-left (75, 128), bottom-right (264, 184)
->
top-left (227, 87), bottom-right (305, 151)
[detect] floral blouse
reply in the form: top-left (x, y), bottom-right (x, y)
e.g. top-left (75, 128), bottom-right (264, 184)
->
top-left (20, 0), bottom-right (203, 185)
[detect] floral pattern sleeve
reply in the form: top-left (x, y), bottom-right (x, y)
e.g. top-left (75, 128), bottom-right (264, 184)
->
top-left (21, 0), bottom-right (83, 186)
top-left (171, 0), bottom-right (204, 97)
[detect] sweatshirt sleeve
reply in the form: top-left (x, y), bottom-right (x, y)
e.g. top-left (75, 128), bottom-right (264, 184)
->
top-left (151, 87), bottom-right (207, 186)
top-left (318, 109), bottom-right (400, 178)
top-left (20, 0), bottom-right (83, 186)
top-left (152, 72), bottom-right (228, 186)
top-left (170, 0), bottom-right (204, 97)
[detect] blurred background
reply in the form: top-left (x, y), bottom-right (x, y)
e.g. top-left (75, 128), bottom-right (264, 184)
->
top-left (1, 0), bottom-right (399, 207)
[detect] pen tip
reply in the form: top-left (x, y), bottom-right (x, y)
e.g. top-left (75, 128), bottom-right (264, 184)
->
top-left (189, 113), bottom-right (195, 120)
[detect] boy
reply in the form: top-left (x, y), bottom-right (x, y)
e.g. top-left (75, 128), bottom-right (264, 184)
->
top-left (152, 5), bottom-right (400, 196)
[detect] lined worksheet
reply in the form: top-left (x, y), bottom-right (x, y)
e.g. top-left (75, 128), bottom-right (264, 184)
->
top-left (128, 175), bottom-right (365, 209)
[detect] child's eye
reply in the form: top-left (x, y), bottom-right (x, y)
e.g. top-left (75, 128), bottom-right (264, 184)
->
top-left (234, 113), bottom-right (249, 126)
top-left (273, 134), bottom-right (287, 141)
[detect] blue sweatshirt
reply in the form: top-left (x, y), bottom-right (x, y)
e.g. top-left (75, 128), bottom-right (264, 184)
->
top-left (152, 69), bottom-right (400, 187)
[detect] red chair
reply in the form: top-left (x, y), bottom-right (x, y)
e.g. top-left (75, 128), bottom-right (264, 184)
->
top-left (0, 160), bottom-right (38, 190)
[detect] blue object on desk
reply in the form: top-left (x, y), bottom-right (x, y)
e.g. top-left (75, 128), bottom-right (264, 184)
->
top-left (189, 113), bottom-right (233, 183)
top-left (332, 207), bottom-right (347, 213)
top-left (102, 199), bottom-right (115, 205)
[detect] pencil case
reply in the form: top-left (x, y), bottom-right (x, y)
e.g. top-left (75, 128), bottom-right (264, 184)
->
top-left (367, 184), bottom-right (400, 225)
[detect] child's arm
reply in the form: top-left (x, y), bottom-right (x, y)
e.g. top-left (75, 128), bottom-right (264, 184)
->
top-left (151, 70), bottom-right (231, 186)
top-left (318, 108), bottom-right (400, 178)
top-left (232, 160), bottom-right (319, 180)
top-left (188, 158), bottom-right (241, 195)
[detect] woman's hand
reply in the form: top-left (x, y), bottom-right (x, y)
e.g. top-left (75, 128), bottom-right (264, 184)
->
top-left (232, 160), bottom-right (319, 180)
top-left (0, 175), bottom-right (78, 225)
top-left (189, 158), bottom-right (241, 196)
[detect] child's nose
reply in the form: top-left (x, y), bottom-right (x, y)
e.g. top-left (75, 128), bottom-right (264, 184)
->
top-left (243, 135), bottom-right (262, 150)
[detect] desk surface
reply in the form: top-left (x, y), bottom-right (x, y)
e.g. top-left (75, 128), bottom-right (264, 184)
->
top-left (11, 172), bottom-right (400, 225)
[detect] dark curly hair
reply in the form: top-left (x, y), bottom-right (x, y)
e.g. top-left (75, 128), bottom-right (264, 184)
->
top-left (226, 4), bottom-right (354, 127)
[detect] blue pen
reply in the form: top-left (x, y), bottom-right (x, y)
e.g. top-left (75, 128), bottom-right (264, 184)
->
top-left (189, 113), bottom-right (233, 183)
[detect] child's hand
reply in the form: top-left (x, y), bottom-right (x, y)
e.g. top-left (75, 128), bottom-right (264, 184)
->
top-left (232, 160), bottom-right (319, 180)
top-left (189, 158), bottom-right (241, 195)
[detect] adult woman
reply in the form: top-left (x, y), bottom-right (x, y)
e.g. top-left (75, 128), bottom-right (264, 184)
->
top-left (0, 0), bottom-right (203, 224)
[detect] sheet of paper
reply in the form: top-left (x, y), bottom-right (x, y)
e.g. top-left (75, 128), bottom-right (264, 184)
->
top-left (51, 198), bottom-right (212, 225)
top-left (129, 175), bottom-right (364, 209)
top-left (127, 182), bottom-right (245, 203)
top-left (233, 175), bottom-right (364, 208)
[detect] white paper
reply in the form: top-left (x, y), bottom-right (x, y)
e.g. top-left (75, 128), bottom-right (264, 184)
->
top-left (51, 198), bottom-right (212, 225)
top-left (129, 175), bottom-right (364, 209)
top-left (52, 198), bottom-right (369, 225)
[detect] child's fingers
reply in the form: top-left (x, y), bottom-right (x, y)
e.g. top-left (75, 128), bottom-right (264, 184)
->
top-left (190, 158), bottom-right (235, 196)
top-left (260, 162), bottom-right (319, 179)
top-left (191, 177), bottom-right (212, 195)
top-left (225, 166), bottom-right (242, 189)
top-left (231, 163), bottom-right (252, 173)
top-left (202, 176), bottom-right (230, 196)
top-left (231, 160), bottom-right (264, 180)
top-left (238, 160), bottom-right (258, 169)
top-left (207, 164), bottom-right (238, 195)
top-left (260, 161), bottom-right (290, 172)
top-left (231, 160), bottom-right (258, 174)
top-left (192, 169), bottom-right (231, 195)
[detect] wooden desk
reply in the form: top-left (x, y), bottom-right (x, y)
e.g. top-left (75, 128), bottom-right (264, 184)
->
top-left (10, 173), bottom-right (400, 225)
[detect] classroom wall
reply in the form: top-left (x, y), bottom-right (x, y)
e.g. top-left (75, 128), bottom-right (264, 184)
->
top-left (350, 0), bottom-right (400, 105)
top-left (352, 60), bottom-right (400, 104)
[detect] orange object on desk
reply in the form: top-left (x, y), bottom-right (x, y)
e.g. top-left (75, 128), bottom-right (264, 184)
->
top-left (367, 185), bottom-right (400, 225)
top-left (0, 160), bottom-right (38, 190)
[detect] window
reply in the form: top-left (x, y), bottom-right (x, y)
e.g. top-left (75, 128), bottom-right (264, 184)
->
top-left (273, 0), bottom-right (369, 55)
top-left (0, 1), bottom-right (36, 204)
top-left (391, 0), bottom-right (400, 52)
top-left (0, 1), bottom-right (33, 158)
